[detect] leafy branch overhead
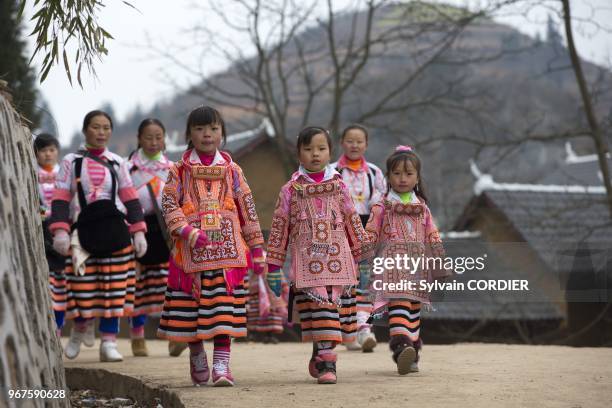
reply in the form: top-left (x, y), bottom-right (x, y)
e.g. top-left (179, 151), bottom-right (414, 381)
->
top-left (18, 0), bottom-right (135, 86)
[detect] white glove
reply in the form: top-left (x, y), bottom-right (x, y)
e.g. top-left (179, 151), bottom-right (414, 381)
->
top-left (133, 231), bottom-right (148, 258)
top-left (53, 229), bottom-right (71, 256)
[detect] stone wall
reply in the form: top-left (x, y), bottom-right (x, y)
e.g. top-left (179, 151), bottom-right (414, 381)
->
top-left (0, 90), bottom-right (68, 407)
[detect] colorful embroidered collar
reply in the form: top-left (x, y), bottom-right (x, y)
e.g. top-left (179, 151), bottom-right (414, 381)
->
top-left (337, 154), bottom-right (368, 172)
top-left (388, 189), bottom-right (419, 204)
top-left (294, 164), bottom-right (340, 183)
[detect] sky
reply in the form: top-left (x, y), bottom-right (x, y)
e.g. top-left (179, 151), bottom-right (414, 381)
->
top-left (22, 0), bottom-right (612, 145)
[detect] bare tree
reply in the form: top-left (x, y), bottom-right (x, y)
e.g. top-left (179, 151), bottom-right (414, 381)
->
top-left (560, 0), bottom-right (612, 217)
top-left (152, 0), bottom-right (504, 175)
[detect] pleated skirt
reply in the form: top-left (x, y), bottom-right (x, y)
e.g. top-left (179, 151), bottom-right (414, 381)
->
top-left (294, 288), bottom-right (358, 344)
top-left (132, 262), bottom-right (169, 316)
top-left (157, 268), bottom-right (247, 342)
top-left (64, 245), bottom-right (136, 319)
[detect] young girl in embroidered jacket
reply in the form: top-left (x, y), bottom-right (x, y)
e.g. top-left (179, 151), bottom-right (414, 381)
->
top-left (331, 124), bottom-right (385, 352)
top-left (35, 133), bottom-right (66, 335)
top-left (266, 126), bottom-right (370, 385)
top-left (126, 118), bottom-right (176, 357)
top-left (157, 106), bottom-right (265, 387)
top-left (364, 146), bottom-right (450, 375)
top-left (49, 110), bottom-right (148, 362)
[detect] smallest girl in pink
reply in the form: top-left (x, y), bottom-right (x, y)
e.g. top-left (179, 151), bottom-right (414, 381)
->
top-left (364, 146), bottom-right (450, 375)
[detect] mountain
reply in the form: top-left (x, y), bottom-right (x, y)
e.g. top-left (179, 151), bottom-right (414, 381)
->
top-left (94, 2), bottom-right (612, 229)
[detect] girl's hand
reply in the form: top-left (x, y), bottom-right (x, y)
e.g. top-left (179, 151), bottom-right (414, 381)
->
top-left (253, 261), bottom-right (266, 275)
top-left (53, 229), bottom-right (71, 256)
top-left (133, 231), bottom-right (148, 258)
top-left (251, 247), bottom-right (266, 275)
top-left (180, 225), bottom-right (211, 249)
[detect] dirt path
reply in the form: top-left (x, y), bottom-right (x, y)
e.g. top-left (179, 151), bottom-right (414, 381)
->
top-left (63, 339), bottom-right (612, 408)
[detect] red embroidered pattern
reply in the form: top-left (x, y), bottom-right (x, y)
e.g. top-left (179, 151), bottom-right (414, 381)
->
top-left (268, 217), bottom-right (286, 250)
top-left (242, 193), bottom-right (258, 222)
top-left (192, 165), bottom-right (225, 179)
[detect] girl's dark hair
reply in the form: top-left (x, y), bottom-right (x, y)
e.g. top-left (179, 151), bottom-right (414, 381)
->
top-left (138, 118), bottom-right (166, 136)
top-left (296, 126), bottom-right (332, 153)
top-left (82, 110), bottom-right (113, 132)
top-left (33, 133), bottom-right (59, 152)
top-left (185, 106), bottom-right (226, 150)
top-left (136, 118), bottom-right (166, 149)
top-left (385, 149), bottom-right (428, 203)
top-left (340, 124), bottom-right (369, 142)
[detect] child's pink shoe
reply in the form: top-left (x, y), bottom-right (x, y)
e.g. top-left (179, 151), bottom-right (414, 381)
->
top-left (315, 353), bottom-right (337, 384)
top-left (190, 350), bottom-right (210, 386)
top-left (212, 360), bottom-right (234, 387)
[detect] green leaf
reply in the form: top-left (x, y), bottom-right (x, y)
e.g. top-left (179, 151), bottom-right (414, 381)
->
top-left (63, 49), bottom-right (73, 85)
top-left (99, 27), bottom-right (114, 40)
top-left (17, 1), bottom-right (27, 21)
top-left (40, 61), bottom-right (53, 83)
top-left (77, 63), bottom-right (83, 88)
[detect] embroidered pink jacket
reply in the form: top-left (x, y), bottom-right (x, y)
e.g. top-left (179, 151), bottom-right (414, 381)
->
top-left (38, 164), bottom-right (59, 219)
top-left (364, 192), bottom-right (449, 306)
top-left (162, 149), bottom-right (264, 273)
top-left (49, 147), bottom-right (146, 234)
top-left (331, 156), bottom-right (386, 216)
top-left (266, 166), bottom-right (370, 301)
top-left (127, 149), bottom-right (173, 216)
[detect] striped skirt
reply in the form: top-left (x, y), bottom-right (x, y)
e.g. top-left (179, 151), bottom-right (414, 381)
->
top-left (49, 270), bottom-right (68, 312)
top-left (64, 246), bottom-right (136, 319)
top-left (388, 301), bottom-right (421, 342)
top-left (132, 262), bottom-right (169, 316)
top-left (157, 269), bottom-right (247, 342)
top-left (245, 272), bottom-right (288, 333)
top-left (295, 289), bottom-right (357, 344)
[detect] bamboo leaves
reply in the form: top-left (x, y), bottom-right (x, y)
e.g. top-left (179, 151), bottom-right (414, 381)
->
top-left (19, 0), bottom-right (133, 87)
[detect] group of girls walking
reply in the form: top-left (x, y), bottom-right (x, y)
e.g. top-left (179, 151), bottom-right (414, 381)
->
top-left (37, 104), bottom-right (449, 387)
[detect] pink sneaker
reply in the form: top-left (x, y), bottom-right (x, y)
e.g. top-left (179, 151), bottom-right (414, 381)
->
top-left (315, 353), bottom-right (337, 384)
top-left (190, 351), bottom-right (210, 386)
top-left (212, 360), bottom-right (234, 387)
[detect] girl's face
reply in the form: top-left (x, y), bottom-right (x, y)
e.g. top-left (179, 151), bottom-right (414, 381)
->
top-left (299, 133), bottom-right (330, 172)
top-left (139, 124), bottom-right (165, 157)
top-left (190, 123), bottom-right (222, 154)
top-left (36, 145), bottom-right (59, 168)
top-left (389, 160), bottom-right (419, 193)
top-left (84, 115), bottom-right (112, 149)
top-left (341, 129), bottom-right (367, 160)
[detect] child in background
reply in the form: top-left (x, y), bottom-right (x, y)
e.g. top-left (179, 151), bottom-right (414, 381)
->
top-left (157, 106), bottom-right (265, 387)
top-left (332, 124), bottom-right (385, 352)
top-left (266, 126), bottom-right (370, 384)
top-left (364, 146), bottom-right (450, 374)
top-left (35, 133), bottom-right (67, 335)
top-left (127, 118), bottom-right (175, 357)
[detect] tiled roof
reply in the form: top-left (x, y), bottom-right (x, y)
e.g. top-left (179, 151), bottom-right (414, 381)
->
top-left (422, 236), bottom-right (564, 321)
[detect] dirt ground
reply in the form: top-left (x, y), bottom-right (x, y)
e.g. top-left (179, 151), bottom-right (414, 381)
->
top-left (63, 339), bottom-right (612, 408)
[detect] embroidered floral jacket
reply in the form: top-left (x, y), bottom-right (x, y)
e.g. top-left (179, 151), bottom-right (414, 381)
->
top-left (331, 155), bottom-right (386, 216)
top-left (38, 164), bottom-right (59, 219)
top-left (162, 149), bottom-right (264, 273)
top-left (364, 191), bottom-right (449, 306)
top-left (49, 147), bottom-right (146, 234)
top-left (266, 165), bottom-right (371, 302)
top-left (127, 149), bottom-right (173, 216)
